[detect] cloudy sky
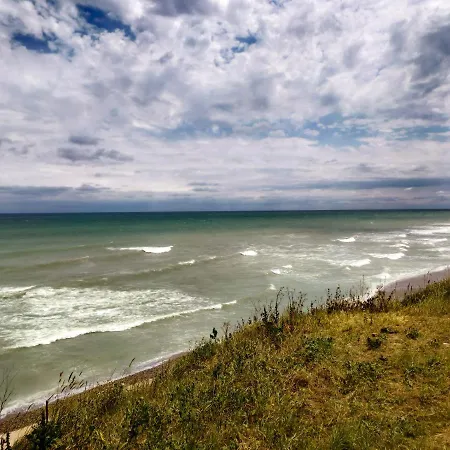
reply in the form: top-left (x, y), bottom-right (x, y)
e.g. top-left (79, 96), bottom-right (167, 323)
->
top-left (0, 0), bottom-right (450, 212)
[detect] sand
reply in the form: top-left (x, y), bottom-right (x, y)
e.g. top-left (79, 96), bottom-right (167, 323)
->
top-left (382, 266), bottom-right (450, 297)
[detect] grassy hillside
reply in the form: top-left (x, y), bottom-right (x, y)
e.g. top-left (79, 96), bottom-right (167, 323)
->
top-left (6, 279), bottom-right (450, 449)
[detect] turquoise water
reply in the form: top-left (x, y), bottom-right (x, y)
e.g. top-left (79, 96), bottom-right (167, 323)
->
top-left (1, 210), bottom-right (450, 414)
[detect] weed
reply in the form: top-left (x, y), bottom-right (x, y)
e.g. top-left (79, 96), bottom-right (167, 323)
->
top-left (406, 327), bottom-right (420, 340)
top-left (341, 361), bottom-right (382, 393)
top-left (367, 335), bottom-right (384, 350)
top-left (26, 402), bottom-right (61, 450)
top-left (380, 327), bottom-right (398, 334)
top-left (125, 397), bottom-right (150, 441)
top-left (303, 337), bottom-right (333, 363)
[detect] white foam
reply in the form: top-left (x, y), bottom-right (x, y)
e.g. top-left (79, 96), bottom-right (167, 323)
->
top-left (348, 259), bottom-right (371, 267)
top-left (410, 226), bottom-right (450, 236)
top-left (337, 236), bottom-right (356, 243)
top-left (369, 252), bottom-right (405, 260)
top-left (0, 287), bottom-right (222, 350)
top-left (282, 264), bottom-right (293, 269)
top-left (178, 259), bottom-right (196, 266)
top-left (391, 243), bottom-right (409, 249)
top-left (109, 246), bottom-right (173, 254)
top-left (269, 284), bottom-right (277, 290)
top-left (240, 250), bottom-right (258, 256)
top-left (223, 300), bottom-right (237, 306)
top-left (271, 268), bottom-right (281, 275)
top-left (419, 238), bottom-right (448, 246)
top-left (373, 272), bottom-right (392, 280)
top-left (0, 285), bottom-right (36, 295)
top-left (6, 302), bottom-right (225, 349)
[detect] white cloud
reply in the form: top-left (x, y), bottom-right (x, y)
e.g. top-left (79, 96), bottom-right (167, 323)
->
top-left (0, 0), bottom-right (449, 211)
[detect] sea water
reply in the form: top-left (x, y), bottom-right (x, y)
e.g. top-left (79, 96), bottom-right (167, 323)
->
top-left (1, 210), bottom-right (450, 414)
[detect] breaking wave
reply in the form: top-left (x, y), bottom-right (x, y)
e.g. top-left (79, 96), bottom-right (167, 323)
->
top-left (108, 246), bottom-right (173, 254)
top-left (240, 250), bottom-right (258, 256)
top-left (337, 236), bottom-right (356, 243)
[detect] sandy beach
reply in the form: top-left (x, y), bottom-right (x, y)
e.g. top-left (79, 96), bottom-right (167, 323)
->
top-left (382, 266), bottom-right (450, 297)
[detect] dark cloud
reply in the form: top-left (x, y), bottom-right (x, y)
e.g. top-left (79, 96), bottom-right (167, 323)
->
top-left (353, 163), bottom-right (375, 173)
top-left (191, 187), bottom-right (219, 192)
top-left (265, 177), bottom-right (450, 191)
top-left (150, 0), bottom-right (215, 17)
top-left (407, 165), bottom-right (429, 174)
top-left (69, 135), bottom-right (100, 146)
top-left (414, 23), bottom-right (450, 80)
top-left (314, 176), bottom-right (450, 190)
top-left (189, 182), bottom-right (220, 192)
top-left (320, 93), bottom-right (340, 107)
top-left (0, 138), bottom-right (13, 147)
top-left (188, 182), bottom-right (220, 187)
top-left (0, 186), bottom-right (70, 197)
top-left (0, 140), bottom-right (31, 156)
top-left (343, 43), bottom-right (362, 69)
top-left (390, 24), bottom-right (406, 54)
top-left (159, 52), bottom-right (174, 64)
top-left (57, 147), bottom-right (133, 163)
top-left (76, 184), bottom-right (109, 193)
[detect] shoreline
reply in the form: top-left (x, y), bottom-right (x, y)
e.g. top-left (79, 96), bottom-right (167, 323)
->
top-left (1, 264), bottom-right (449, 440)
top-left (381, 266), bottom-right (450, 297)
top-left (0, 351), bottom-right (188, 437)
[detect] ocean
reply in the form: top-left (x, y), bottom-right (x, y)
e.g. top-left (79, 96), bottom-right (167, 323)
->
top-left (1, 210), bottom-right (450, 414)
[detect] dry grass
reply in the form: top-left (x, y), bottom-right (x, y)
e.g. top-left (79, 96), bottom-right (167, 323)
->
top-left (4, 279), bottom-right (450, 449)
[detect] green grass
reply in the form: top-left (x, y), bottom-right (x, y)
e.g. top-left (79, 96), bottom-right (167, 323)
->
top-left (8, 279), bottom-right (450, 449)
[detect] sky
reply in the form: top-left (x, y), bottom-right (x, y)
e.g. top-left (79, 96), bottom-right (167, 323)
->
top-left (0, 0), bottom-right (450, 212)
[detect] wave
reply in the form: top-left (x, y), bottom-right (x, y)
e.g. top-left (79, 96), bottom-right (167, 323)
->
top-left (271, 268), bottom-right (281, 275)
top-left (369, 252), bottom-right (405, 260)
top-left (337, 236), bottom-right (356, 243)
top-left (223, 300), bottom-right (238, 306)
top-left (108, 246), bottom-right (173, 254)
top-left (4, 299), bottom-right (227, 350)
top-left (391, 242), bottom-right (409, 249)
top-left (409, 225), bottom-right (450, 236)
top-left (282, 265), bottom-right (293, 269)
top-left (73, 255), bottom-right (225, 287)
top-left (418, 238), bottom-right (448, 246)
top-left (178, 260), bottom-right (196, 266)
top-left (348, 259), bottom-right (371, 268)
top-left (0, 285), bottom-right (36, 297)
top-left (269, 284), bottom-right (277, 291)
top-left (372, 272), bottom-right (392, 280)
top-left (240, 250), bottom-right (258, 256)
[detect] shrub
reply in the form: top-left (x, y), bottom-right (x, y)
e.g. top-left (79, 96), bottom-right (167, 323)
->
top-left (406, 327), bottom-right (420, 340)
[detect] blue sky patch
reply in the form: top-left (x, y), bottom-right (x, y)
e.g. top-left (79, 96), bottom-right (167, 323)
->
top-left (232, 34), bottom-right (258, 54)
top-left (76, 4), bottom-right (136, 40)
top-left (11, 32), bottom-right (57, 53)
